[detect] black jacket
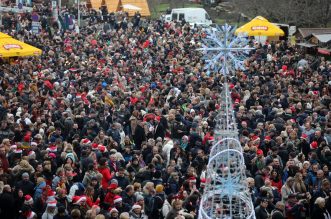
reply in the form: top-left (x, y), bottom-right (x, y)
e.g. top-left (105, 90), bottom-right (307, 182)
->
top-left (0, 191), bottom-right (16, 219)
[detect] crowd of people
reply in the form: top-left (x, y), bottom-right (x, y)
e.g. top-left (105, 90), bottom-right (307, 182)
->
top-left (0, 3), bottom-right (331, 219)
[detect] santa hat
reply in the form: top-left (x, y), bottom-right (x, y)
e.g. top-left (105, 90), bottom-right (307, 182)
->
top-left (113, 195), bottom-right (122, 204)
top-left (91, 143), bottom-right (99, 150)
top-left (132, 204), bottom-right (142, 210)
top-left (98, 145), bottom-right (107, 153)
top-left (109, 208), bottom-right (119, 213)
top-left (229, 83), bottom-right (235, 89)
top-left (14, 148), bottom-right (23, 154)
top-left (47, 199), bottom-right (57, 207)
top-left (264, 136), bottom-right (271, 141)
top-left (28, 151), bottom-right (35, 157)
top-left (310, 141), bottom-right (318, 150)
top-left (188, 177), bottom-right (196, 183)
top-left (301, 134), bottom-right (308, 140)
top-left (200, 178), bottom-right (206, 187)
top-left (72, 196), bottom-right (87, 205)
top-left (27, 211), bottom-right (36, 219)
top-left (30, 142), bottom-right (37, 146)
top-left (256, 149), bottom-right (264, 156)
top-left (251, 135), bottom-right (260, 142)
top-left (234, 99), bottom-right (240, 104)
top-left (81, 138), bottom-right (91, 145)
top-left (24, 195), bottom-right (33, 205)
top-left (48, 153), bottom-right (56, 159)
top-left (47, 190), bottom-right (56, 198)
top-left (47, 145), bottom-right (57, 153)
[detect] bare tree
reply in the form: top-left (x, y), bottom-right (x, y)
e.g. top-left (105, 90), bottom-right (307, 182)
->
top-left (232, 0), bottom-right (331, 27)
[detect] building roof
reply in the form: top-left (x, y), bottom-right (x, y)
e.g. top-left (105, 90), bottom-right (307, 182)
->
top-left (90, 0), bottom-right (103, 10)
top-left (296, 42), bottom-right (318, 48)
top-left (312, 33), bottom-right (331, 43)
top-left (298, 28), bottom-right (331, 38)
top-left (105, 0), bottom-right (120, 13)
top-left (120, 0), bottom-right (150, 16)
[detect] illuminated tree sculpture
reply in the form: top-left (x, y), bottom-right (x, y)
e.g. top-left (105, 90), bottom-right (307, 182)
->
top-left (197, 24), bottom-right (255, 219)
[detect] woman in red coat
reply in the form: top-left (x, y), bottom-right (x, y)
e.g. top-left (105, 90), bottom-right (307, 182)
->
top-left (270, 169), bottom-right (282, 193)
top-left (85, 186), bottom-right (100, 208)
top-left (97, 157), bottom-right (112, 190)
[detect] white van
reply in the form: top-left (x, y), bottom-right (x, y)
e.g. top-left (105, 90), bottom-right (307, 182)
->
top-left (164, 8), bottom-right (212, 26)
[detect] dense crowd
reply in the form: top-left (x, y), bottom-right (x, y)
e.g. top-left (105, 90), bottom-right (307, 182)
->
top-left (0, 3), bottom-right (331, 219)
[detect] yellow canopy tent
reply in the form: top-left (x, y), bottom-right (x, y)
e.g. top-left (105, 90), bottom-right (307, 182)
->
top-left (0, 36), bottom-right (42, 58)
top-left (0, 32), bottom-right (11, 39)
top-left (235, 16), bottom-right (284, 37)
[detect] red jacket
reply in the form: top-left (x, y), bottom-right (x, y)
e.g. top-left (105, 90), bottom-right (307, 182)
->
top-left (104, 192), bottom-right (115, 206)
top-left (86, 196), bottom-right (100, 208)
top-left (98, 167), bottom-right (112, 189)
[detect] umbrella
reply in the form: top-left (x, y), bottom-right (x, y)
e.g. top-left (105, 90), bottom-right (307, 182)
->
top-left (122, 4), bottom-right (142, 11)
top-left (235, 16), bottom-right (284, 37)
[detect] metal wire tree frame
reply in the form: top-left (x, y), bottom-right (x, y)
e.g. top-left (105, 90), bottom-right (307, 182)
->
top-left (197, 24), bottom-right (255, 219)
top-left (199, 142), bottom-right (254, 219)
top-left (196, 23), bottom-right (253, 76)
top-left (213, 83), bottom-right (240, 142)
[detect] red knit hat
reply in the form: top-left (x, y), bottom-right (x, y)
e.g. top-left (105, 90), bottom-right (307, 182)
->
top-left (310, 141), bottom-right (318, 149)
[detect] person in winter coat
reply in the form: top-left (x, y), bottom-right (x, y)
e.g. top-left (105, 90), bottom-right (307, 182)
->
top-left (12, 160), bottom-right (35, 178)
top-left (0, 185), bottom-right (16, 219)
top-left (54, 205), bottom-right (71, 219)
top-left (98, 157), bottom-right (113, 190)
top-left (82, 163), bottom-right (103, 186)
top-left (15, 172), bottom-right (35, 196)
top-left (255, 198), bottom-right (270, 219)
top-left (129, 204), bottom-right (146, 219)
top-left (34, 177), bottom-right (46, 200)
top-left (312, 197), bottom-right (331, 219)
top-left (42, 199), bottom-right (58, 219)
top-left (165, 199), bottom-right (194, 219)
top-left (162, 194), bottom-right (174, 218)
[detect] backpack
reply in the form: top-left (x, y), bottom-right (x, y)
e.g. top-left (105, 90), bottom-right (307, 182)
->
top-left (144, 195), bottom-right (155, 216)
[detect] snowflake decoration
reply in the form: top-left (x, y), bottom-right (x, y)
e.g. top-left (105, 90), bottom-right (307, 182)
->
top-left (197, 24), bottom-right (253, 76)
